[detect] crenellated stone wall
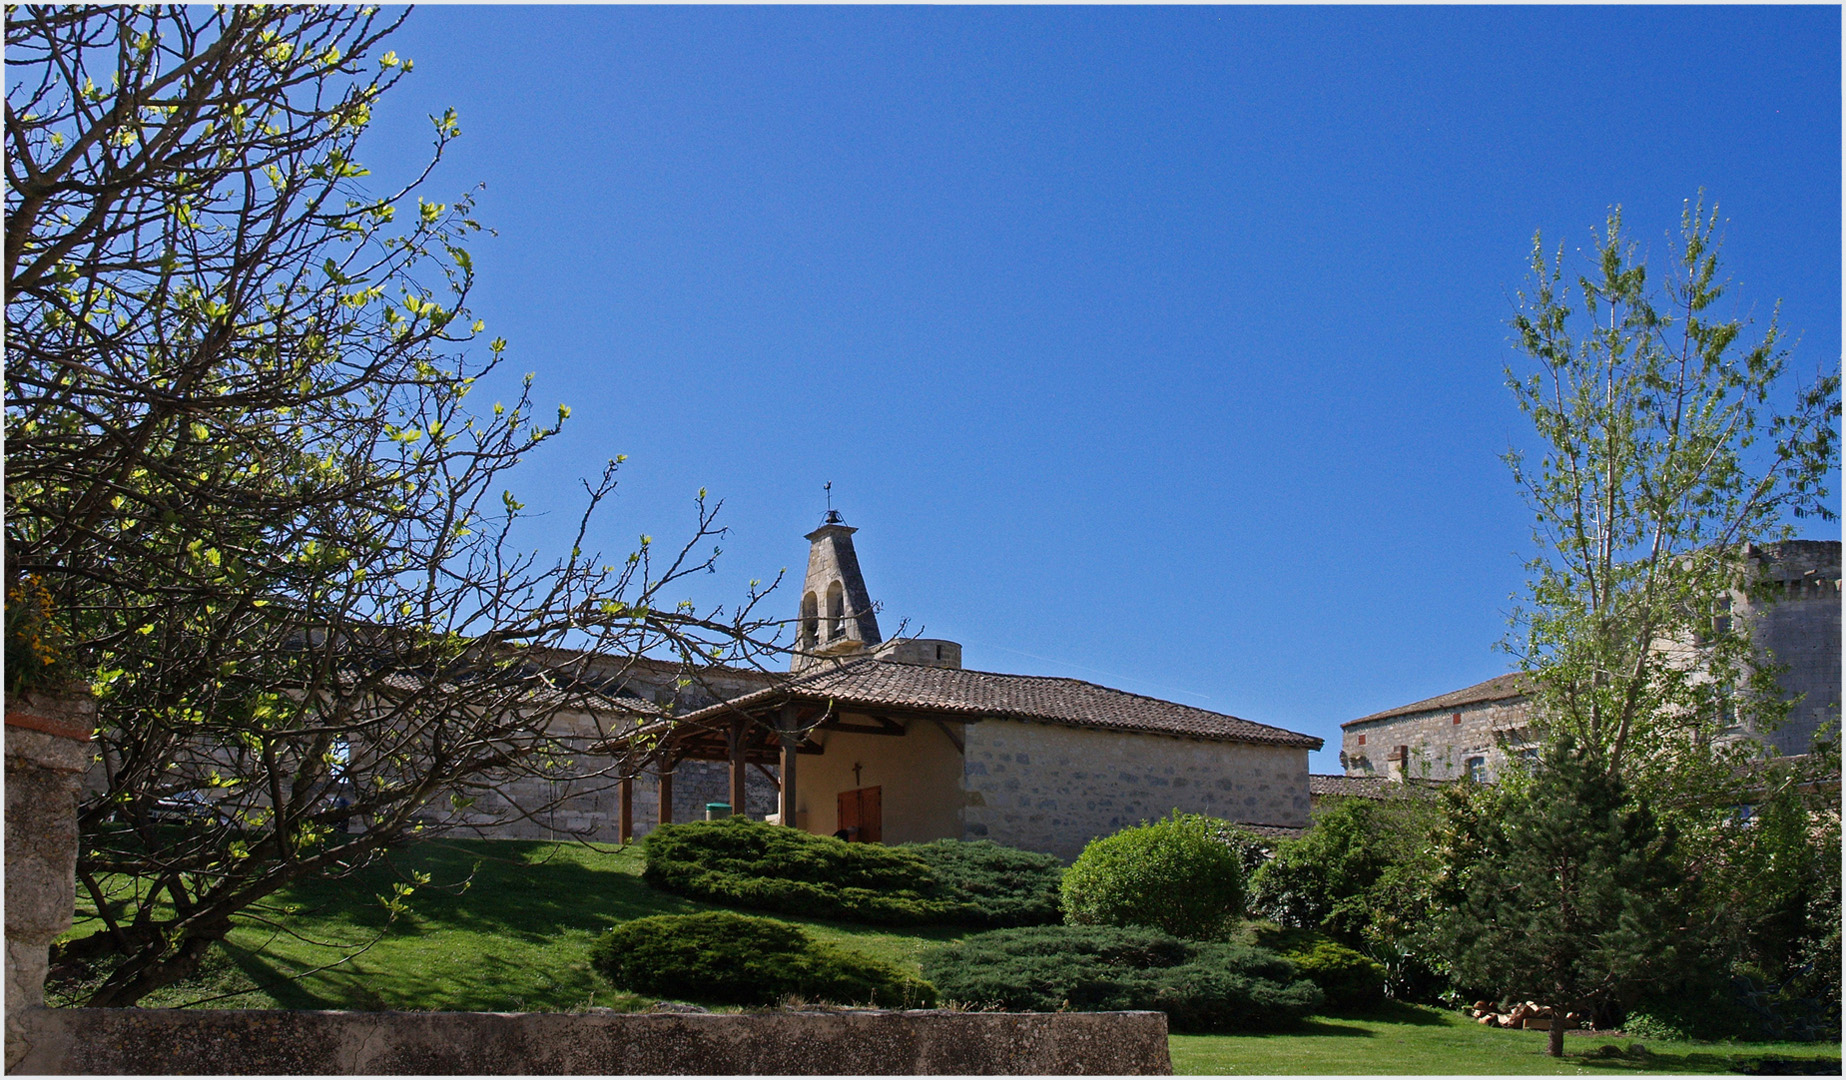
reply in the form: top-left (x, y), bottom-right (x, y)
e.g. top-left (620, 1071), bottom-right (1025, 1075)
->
top-left (1736, 540), bottom-right (1842, 756)
top-left (961, 719), bottom-right (1311, 861)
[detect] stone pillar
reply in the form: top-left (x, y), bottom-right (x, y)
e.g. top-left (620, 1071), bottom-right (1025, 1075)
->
top-left (6, 684), bottom-right (94, 1069)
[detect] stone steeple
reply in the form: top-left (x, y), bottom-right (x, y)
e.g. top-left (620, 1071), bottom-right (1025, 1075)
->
top-left (793, 510), bottom-right (882, 671)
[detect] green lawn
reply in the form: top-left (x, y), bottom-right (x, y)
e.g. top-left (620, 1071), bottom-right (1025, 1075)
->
top-left (1171, 1003), bottom-right (1842, 1076)
top-left (60, 839), bottom-right (1843, 1076)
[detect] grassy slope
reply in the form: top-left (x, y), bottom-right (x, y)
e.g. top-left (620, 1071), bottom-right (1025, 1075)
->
top-left (63, 839), bottom-right (1842, 1076)
top-left (62, 839), bottom-right (962, 1012)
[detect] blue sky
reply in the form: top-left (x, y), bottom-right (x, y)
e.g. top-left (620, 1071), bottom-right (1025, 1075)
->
top-left (358, 5), bottom-right (1841, 772)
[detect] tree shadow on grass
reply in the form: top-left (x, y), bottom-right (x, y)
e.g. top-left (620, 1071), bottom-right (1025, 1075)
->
top-left (212, 938), bottom-right (352, 1010)
top-left (1212, 1017), bottom-right (1376, 1039)
top-left (217, 931), bottom-right (605, 1013)
top-left (1323, 1000), bottom-right (1450, 1026)
top-left (1568, 1049), bottom-right (1843, 1075)
top-left (272, 840), bottom-right (701, 945)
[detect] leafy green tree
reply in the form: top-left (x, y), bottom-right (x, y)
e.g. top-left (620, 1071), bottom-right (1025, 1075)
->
top-left (1502, 196), bottom-right (1840, 804)
top-left (1644, 752), bottom-right (1844, 1040)
top-left (1248, 794), bottom-right (1445, 1000)
top-left (5, 6), bottom-right (779, 1006)
top-left (1434, 739), bottom-right (1689, 1057)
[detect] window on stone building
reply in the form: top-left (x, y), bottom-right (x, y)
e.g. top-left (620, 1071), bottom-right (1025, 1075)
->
top-left (1356, 733), bottom-right (1366, 746)
top-left (1452, 712), bottom-right (1462, 725)
top-left (801, 593), bottom-right (819, 646)
top-left (826, 582), bottom-right (845, 641)
top-left (1466, 756), bottom-right (1487, 783)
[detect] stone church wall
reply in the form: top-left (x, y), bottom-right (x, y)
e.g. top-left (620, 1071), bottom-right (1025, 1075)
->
top-left (445, 659), bottom-right (780, 841)
top-left (960, 719), bottom-right (1310, 861)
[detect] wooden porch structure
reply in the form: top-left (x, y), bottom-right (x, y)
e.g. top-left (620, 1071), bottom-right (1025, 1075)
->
top-left (600, 696), bottom-right (954, 844)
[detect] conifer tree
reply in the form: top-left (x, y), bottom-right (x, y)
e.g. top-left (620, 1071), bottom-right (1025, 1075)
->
top-left (1434, 739), bottom-right (1688, 1057)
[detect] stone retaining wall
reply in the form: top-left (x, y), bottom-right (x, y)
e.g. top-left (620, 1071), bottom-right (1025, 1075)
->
top-left (7, 1006), bottom-right (1171, 1075)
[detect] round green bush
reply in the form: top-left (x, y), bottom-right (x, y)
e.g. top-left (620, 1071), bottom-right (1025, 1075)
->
top-left (590, 911), bottom-right (936, 1007)
top-left (642, 818), bottom-right (1062, 927)
top-left (1061, 812), bottom-right (1245, 939)
top-left (919, 924), bottom-right (1321, 1032)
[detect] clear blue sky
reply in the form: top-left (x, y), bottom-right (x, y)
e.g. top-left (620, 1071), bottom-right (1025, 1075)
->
top-left (357, 5), bottom-right (1841, 772)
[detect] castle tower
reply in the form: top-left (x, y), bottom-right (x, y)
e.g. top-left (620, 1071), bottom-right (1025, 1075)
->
top-left (1735, 539), bottom-right (1842, 757)
top-left (793, 510), bottom-right (883, 671)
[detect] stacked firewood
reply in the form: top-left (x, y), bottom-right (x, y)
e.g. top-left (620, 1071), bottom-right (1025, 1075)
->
top-left (1467, 1001), bottom-right (1583, 1031)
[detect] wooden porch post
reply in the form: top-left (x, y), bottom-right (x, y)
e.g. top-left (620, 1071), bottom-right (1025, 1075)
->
top-left (778, 704), bottom-right (800, 829)
top-left (617, 775), bottom-right (633, 844)
top-left (657, 761), bottom-right (674, 825)
top-left (729, 716), bottom-right (748, 816)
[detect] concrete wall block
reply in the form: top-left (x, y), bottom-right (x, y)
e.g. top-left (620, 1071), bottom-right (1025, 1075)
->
top-left (9, 1007), bottom-right (1172, 1075)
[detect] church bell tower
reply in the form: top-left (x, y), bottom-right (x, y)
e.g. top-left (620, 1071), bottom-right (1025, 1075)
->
top-left (793, 510), bottom-right (882, 671)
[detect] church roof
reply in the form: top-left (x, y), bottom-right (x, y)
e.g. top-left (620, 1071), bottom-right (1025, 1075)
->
top-left (1341, 672), bottom-right (1531, 728)
top-left (675, 656), bottom-right (1323, 749)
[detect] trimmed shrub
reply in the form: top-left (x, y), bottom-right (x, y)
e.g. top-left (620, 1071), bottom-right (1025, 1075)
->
top-left (903, 838), bottom-right (1063, 927)
top-left (1061, 812), bottom-right (1245, 939)
top-left (590, 911), bottom-right (936, 1007)
top-left (920, 924), bottom-right (1321, 1032)
top-left (1248, 925), bottom-right (1385, 1009)
top-left (642, 817), bottom-right (1061, 927)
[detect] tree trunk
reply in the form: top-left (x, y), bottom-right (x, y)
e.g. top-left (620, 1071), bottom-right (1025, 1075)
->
top-left (1548, 1016), bottom-right (1565, 1057)
top-left (86, 922), bottom-right (227, 1007)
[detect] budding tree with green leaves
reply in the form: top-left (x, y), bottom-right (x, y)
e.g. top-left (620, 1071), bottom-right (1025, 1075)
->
top-left (1503, 196), bottom-right (1840, 802)
top-left (5, 6), bottom-right (781, 1006)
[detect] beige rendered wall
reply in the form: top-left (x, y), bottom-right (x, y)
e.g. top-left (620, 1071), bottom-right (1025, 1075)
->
top-left (961, 720), bottom-right (1310, 862)
top-left (793, 719), bottom-right (966, 845)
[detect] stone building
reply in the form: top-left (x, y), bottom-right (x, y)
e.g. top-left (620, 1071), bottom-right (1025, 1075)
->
top-left (597, 511), bottom-right (1321, 859)
top-left (1340, 540), bottom-right (1842, 782)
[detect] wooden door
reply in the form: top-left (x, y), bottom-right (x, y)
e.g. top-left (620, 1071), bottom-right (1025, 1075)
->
top-left (836, 786), bottom-right (882, 843)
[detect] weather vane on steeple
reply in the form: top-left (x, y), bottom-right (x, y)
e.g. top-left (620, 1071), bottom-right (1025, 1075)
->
top-left (823, 481), bottom-right (842, 525)
top-left (825, 481), bottom-right (832, 510)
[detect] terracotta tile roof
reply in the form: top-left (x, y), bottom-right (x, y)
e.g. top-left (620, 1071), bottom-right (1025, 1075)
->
top-left (1309, 774), bottom-right (1443, 799)
top-left (677, 657), bottom-right (1323, 749)
top-left (1229, 822), bottom-right (1309, 840)
top-left (1342, 673), bottom-right (1532, 728)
